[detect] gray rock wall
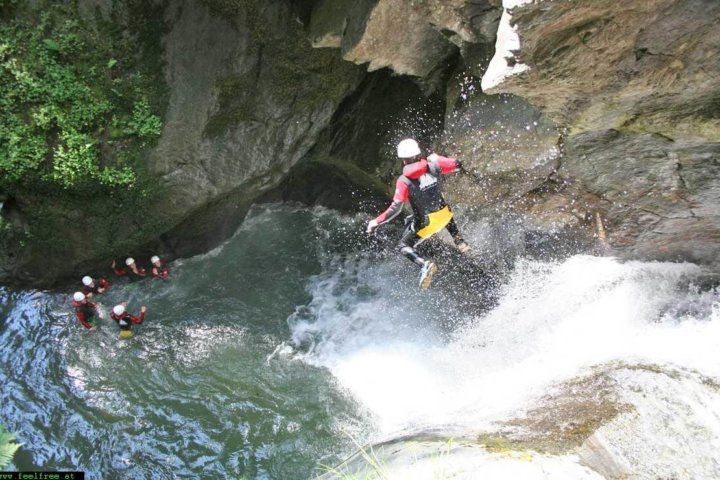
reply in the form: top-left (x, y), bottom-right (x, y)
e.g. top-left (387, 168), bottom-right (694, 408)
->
top-left (148, 0), bottom-right (365, 256)
top-left (477, 0), bottom-right (720, 268)
top-left (490, 0), bottom-right (720, 140)
top-left (562, 131), bottom-right (720, 266)
top-left (261, 68), bottom-right (447, 213)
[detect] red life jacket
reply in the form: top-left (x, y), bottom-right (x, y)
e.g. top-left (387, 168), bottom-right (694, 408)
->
top-left (114, 266), bottom-right (147, 282)
top-left (152, 264), bottom-right (169, 280)
top-left (111, 311), bottom-right (144, 330)
top-left (82, 277), bottom-right (110, 295)
top-left (399, 160), bottom-right (447, 226)
top-left (72, 300), bottom-right (98, 329)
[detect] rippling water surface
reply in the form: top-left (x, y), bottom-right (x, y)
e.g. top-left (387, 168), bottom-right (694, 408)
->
top-left (0, 205), bottom-right (378, 479)
top-left (2, 203), bottom-right (720, 479)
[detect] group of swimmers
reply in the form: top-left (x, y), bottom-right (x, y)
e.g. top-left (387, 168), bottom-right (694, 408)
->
top-left (71, 255), bottom-right (170, 338)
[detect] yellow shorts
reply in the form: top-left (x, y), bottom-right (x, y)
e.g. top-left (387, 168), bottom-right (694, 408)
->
top-left (417, 206), bottom-right (453, 238)
top-left (119, 330), bottom-right (134, 339)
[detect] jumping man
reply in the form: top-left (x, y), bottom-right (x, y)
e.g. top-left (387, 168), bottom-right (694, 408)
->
top-left (367, 138), bottom-right (470, 288)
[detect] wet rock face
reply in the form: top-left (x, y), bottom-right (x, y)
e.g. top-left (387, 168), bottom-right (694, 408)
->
top-left (262, 69), bottom-right (447, 213)
top-left (577, 367), bottom-right (720, 480)
top-left (323, 365), bottom-right (720, 479)
top-left (562, 131), bottom-right (720, 267)
top-left (488, 0), bottom-right (720, 141)
top-left (473, 366), bottom-right (720, 480)
top-left (147, 0), bottom-right (365, 256)
top-left (474, 0), bottom-right (720, 268)
top-left (441, 86), bottom-right (561, 207)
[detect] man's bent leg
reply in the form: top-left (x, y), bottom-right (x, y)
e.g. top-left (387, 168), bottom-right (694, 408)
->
top-left (399, 225), bottom-right (438, 288)
top-left (398, 226), bottom-right (426, 267)
top-left (446, 217), bottom-right (471, 253)
top-left (445, 217), bottom-right (464, 244)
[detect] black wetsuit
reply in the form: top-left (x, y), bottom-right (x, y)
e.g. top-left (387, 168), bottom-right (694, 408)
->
top-left (373, 157), bottom-right (467, 266)
top-left (397, 161), bottom-right (464, 260)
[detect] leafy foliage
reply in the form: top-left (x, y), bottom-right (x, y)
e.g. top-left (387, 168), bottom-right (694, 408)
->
top-left (0, 3), bottom-right (163, 192)
top-left (0, 0), bottom-right (20, 9)
top-left (0, 424), bottom-right (21, 469)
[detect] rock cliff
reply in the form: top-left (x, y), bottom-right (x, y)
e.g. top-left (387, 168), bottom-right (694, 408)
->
top-left (301, 0), bottom-right (719, 269)
top-left (141, 0), bottom-right (367, 256)
top-left (480, 0), bottom-right (720, 267)
top-left (1, 0), bottom-right (718, 284)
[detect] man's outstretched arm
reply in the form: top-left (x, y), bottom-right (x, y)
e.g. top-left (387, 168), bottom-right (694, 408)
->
top-left (367, 178), bottom-right (409, 233)
top-left (428, 153), bottom-right (463, 174)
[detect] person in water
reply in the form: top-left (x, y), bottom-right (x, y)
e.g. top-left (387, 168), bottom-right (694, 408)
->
top-left (111, 303), bottom-right (146, 338)
top-left (81, 275), bottom-right (109, 299)
top-left (150, 255), bottom-right (169, 280)
top-left (72, 291), bottom-right (99, 330)
top-left (112, 257), bottom-right (147, 281)
top-left (367, 138), bottom-right (471, 288)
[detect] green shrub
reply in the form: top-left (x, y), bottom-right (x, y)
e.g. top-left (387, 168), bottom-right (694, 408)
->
top-left (128, 97), bottom-right (163, 140)
top-left (0, 2), bottom-right (163, 193)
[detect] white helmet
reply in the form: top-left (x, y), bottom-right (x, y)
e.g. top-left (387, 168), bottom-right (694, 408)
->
top-left (151, 255), bottom-right (160, 264)
top-left (73, 292), bottom-right (85, 302)
top-left (125, 257), bottom-right (135, 266)
top-left (397, 138), bottom-right (421, 158)
top-left (113, 304), bottom-right (126, 316)
top-left (82, 276), bottom-right (93, 286)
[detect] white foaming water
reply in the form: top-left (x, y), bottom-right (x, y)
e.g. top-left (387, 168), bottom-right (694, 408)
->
top-left (289, 253), bottom-right (720, 436)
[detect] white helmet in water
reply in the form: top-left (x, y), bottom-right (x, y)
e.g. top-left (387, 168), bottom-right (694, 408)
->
top-left (397, 138), bottom-right (421, 158)
top-left (125, 257), bottom-right (135, 266)
top-left (150, 255), bottom-right (160, 264)
top-left (82, 276), bottom-right (93, 286)
top-left (73, 292), bottom-right (85, 302)
top-left (113, 304), bottom-right (125, 316)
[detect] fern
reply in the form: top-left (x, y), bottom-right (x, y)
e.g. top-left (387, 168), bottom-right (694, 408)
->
top-left (0, 424), bottom-right (22, 469)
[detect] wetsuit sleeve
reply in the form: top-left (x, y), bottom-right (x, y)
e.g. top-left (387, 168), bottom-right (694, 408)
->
top-left (76, 310), bottom-right (93, 329)
top-left (374, 178), bottom-right (409, 225)
top-left (153, 267), bottom-right (169, 280)
top-left (130, 311), bottom-right (145, 324)
top-left (434, 155), bottom-right (462, 175)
